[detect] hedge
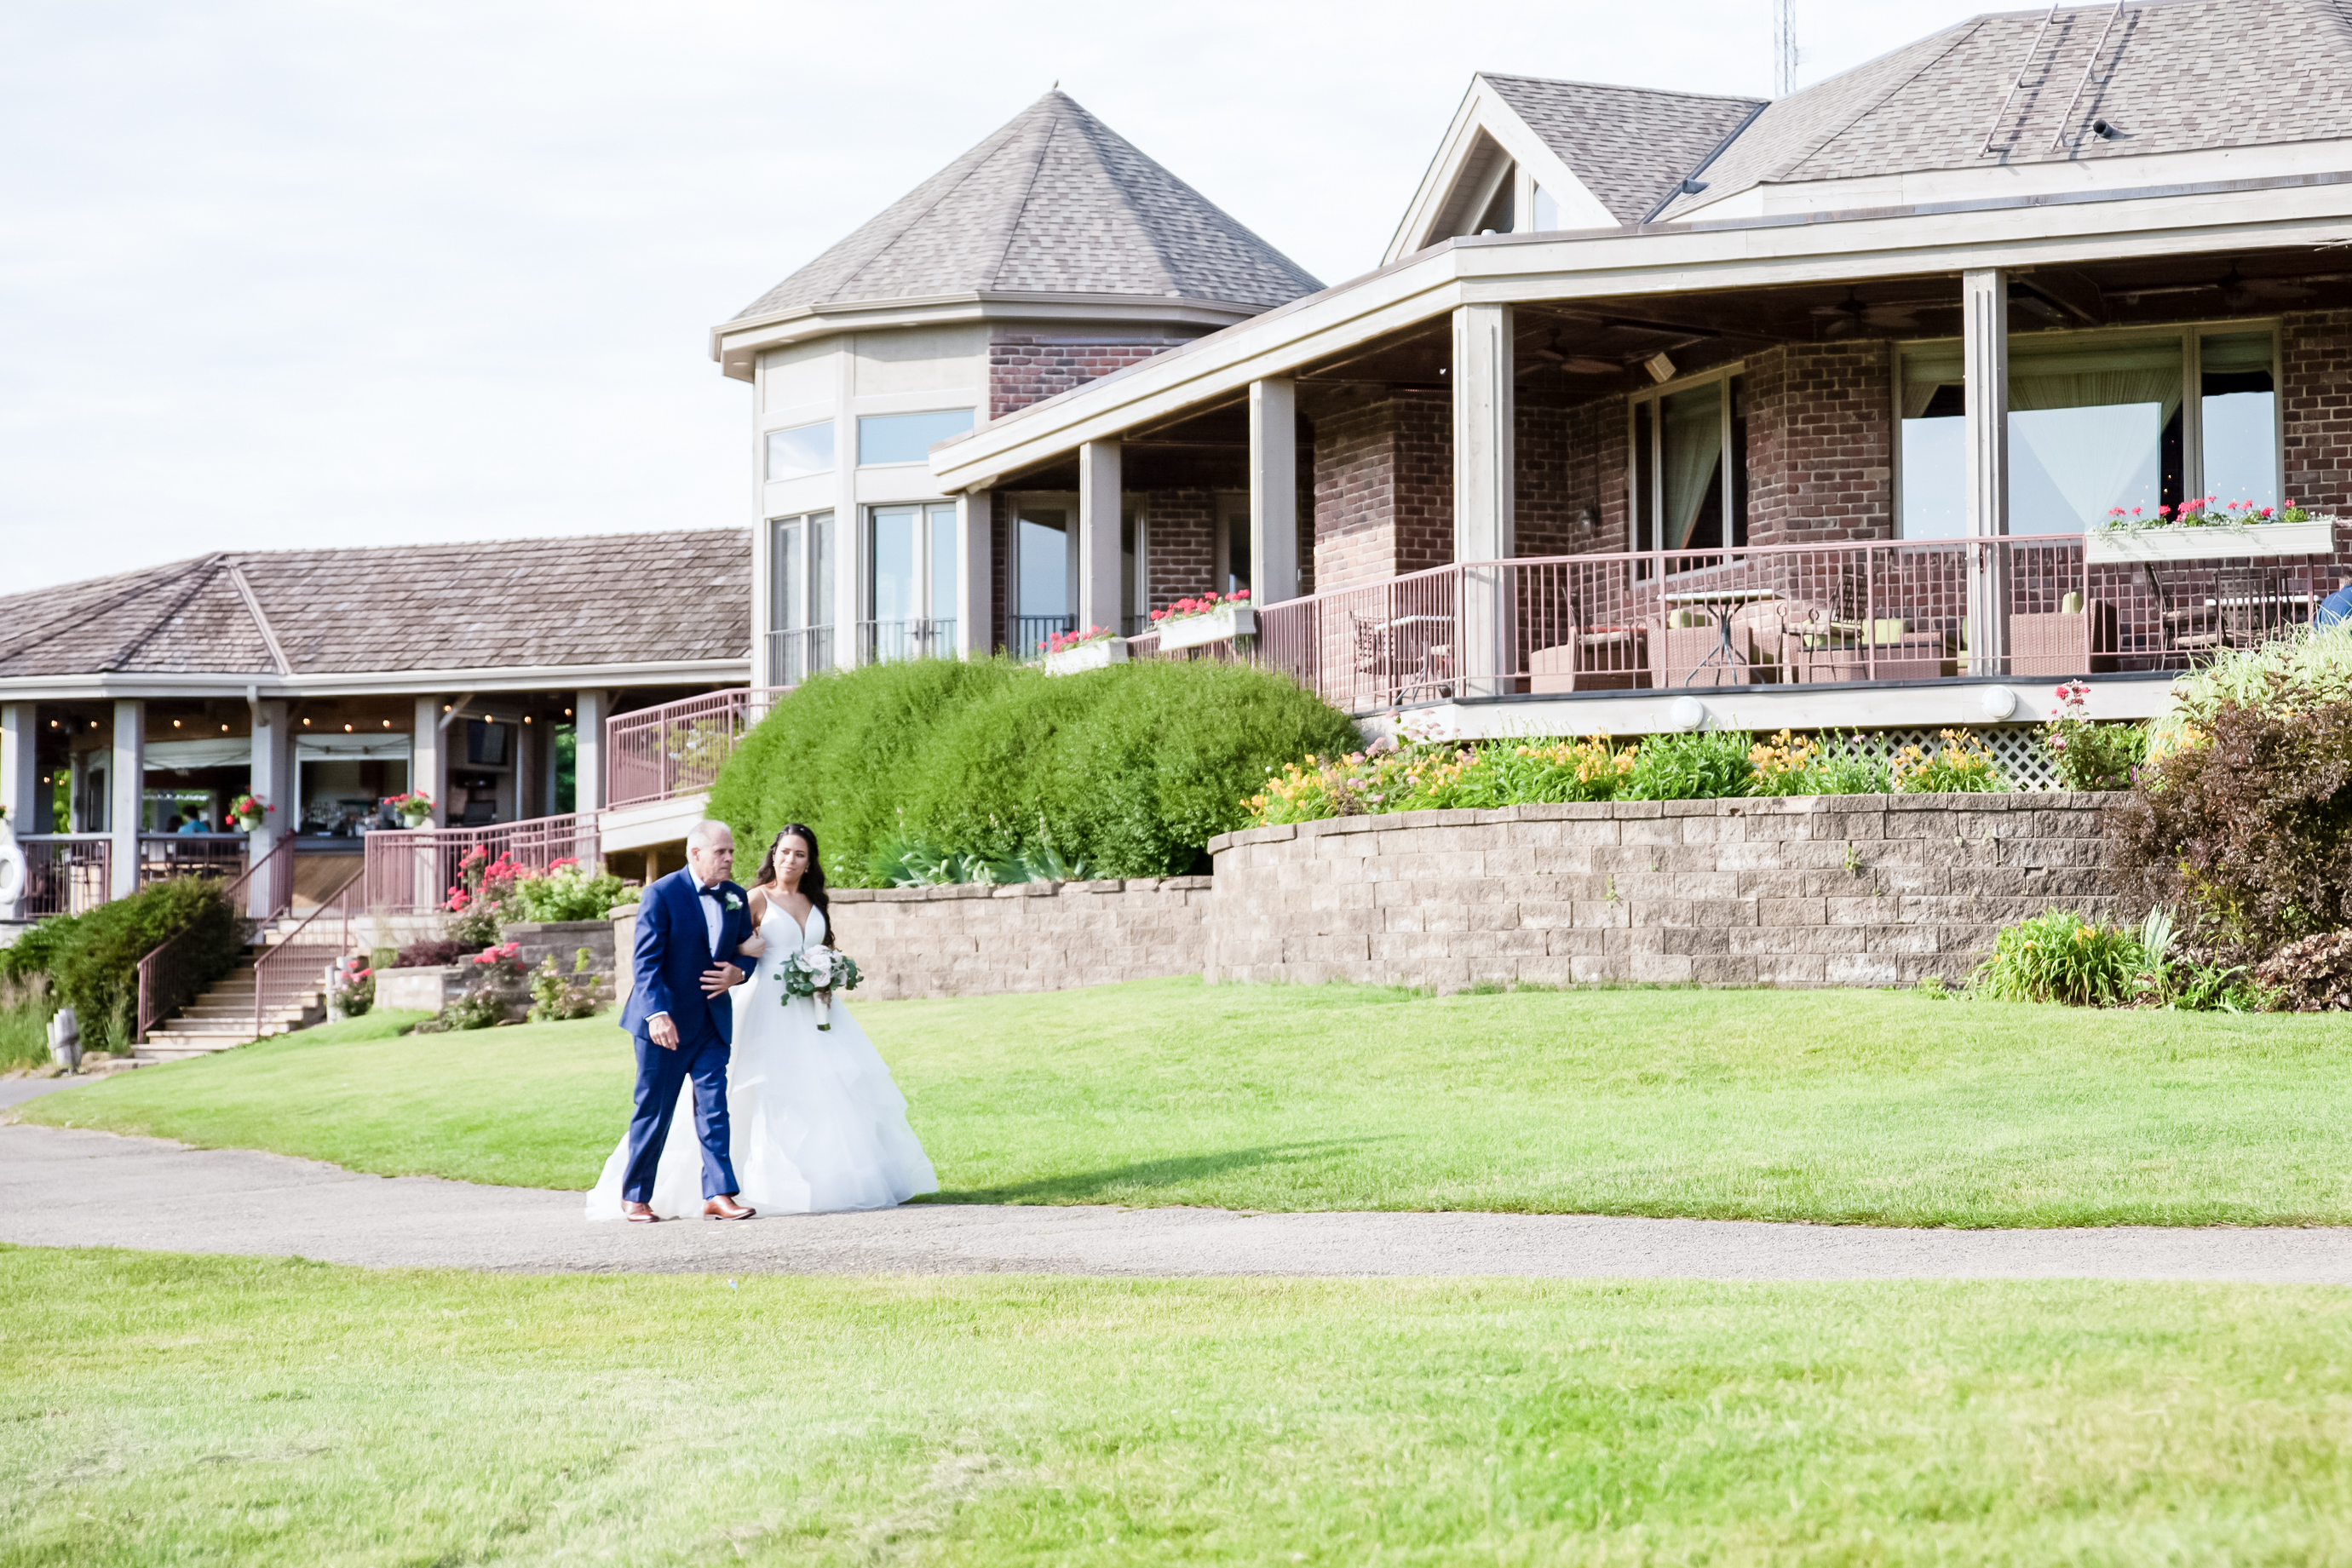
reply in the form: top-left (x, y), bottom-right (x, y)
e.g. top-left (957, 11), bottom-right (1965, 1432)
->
top-left (0, 877), bottom-right (244, 1049)
top-left (705, 657), bottom-right (1360, 886)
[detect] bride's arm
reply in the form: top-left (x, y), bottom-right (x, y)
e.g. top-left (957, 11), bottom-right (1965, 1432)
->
top-left (734, 887), bottom-right (768, 957)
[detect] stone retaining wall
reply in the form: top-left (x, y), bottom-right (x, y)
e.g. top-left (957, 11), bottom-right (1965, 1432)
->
top-left (828, 877), bottom-right (1214, 999)
top-left (1204, 795), bottom-right (2119, 990)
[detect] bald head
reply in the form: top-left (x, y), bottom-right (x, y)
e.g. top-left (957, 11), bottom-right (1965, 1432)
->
top-left (686, 819), bottom-right (734, 885)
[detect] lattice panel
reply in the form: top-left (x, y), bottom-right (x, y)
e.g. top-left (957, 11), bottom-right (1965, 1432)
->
top-left (1855, 725), bottom-right (2063, 791)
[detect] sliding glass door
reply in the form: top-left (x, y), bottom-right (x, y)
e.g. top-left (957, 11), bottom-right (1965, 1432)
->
top-left (865, 503), bottom-right (957, 663)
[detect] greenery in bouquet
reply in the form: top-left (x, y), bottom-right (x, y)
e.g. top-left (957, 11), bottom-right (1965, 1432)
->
top-left (526, 946), bottom-right (606, 1023)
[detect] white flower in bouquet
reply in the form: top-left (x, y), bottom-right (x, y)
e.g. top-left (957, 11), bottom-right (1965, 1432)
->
top-left (779, 945), bottom-right (862, 1031)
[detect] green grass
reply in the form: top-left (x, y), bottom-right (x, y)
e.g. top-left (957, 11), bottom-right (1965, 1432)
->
top-left (18, 980), bottom-right (2352, 1226)
top-left (5, 1249), bottom-right (2350, 1565)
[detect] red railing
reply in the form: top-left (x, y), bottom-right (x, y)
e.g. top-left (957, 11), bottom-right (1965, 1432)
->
top-left (251, 870), bottom-right (360, 1041)
top-left (222, 835), bottom-right (298, 922)
top-left (360, 813), bottom-right (601, 915)
top-left (16, 836), bottom-right (111, 919)
top-left (1200, 531), bottom-right (2348, 714)
top-left (135, 929), bottom-right (203, 1046)
top-left (606, 688), bottom-right (791, 809)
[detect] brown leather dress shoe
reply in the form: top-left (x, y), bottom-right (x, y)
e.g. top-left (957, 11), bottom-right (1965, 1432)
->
top-left (622, 1201), bottom-right (659, 1224)
top-left (703, 1195), bottom-right (756, 1221)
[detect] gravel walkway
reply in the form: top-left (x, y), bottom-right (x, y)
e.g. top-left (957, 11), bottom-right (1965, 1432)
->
top-left (6, 1123), bottom-right (2350, 1283)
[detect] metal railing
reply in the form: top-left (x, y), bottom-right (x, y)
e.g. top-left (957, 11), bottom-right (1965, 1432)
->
top-left (135, 928), bottom-right (204, 1046)
top-left (1191, 531), bottom-right (2349, 715)
top-left (605, 688), bottom-right (791, 810)
top-left (360, 813), bottom-right (603, 915)
top-left (858, 617), bottom-right (957, 663)
top-left (252, 870), bottom-right (359, 1041)
top-left (137, 833), bottom-right (248, 886)
top-left (763, 626), bottom-right (835, 688)
top-left (222, 835), bottom-right (298, 922)
top-left (1012, 614), bottom-right (1077, 662)
top-left (16, 835), bottom-right (111, 919)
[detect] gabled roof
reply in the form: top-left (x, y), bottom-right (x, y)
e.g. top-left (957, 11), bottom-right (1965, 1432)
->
top-left (0, 530), bottom-right (751, 681)
top-left (1481, 76), bottom-right (1764, 225)
top-left (1655, 0), bottom-right (2352, 221)
top-left (732, 90), bottom-right (1322, 322)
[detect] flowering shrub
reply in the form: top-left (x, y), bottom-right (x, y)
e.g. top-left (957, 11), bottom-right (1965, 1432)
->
top-left (2041, 682), bottom-right (2148, 792)
top-left (527, 947), bottom-right (607, 1023)
top-left (502, 858), bottom-right (630, 923)
top-left (1972, 909), bottom-right (2145, 1006)
top-left (1044, 625), bottom-right (1115, 655)
top-left (1747, 730), bottom-right (1893, 796)
top-left (1149, 589), bottom-right (1251, 629)
top-left (1889, 730), bottom-right (2004, 793)
top-left (2100, 497), bottom-right (2311, 530)
top-left (1621, 730), bottom-right (1757, 801)
top-left (330, 955), bottom-right (373, 1017)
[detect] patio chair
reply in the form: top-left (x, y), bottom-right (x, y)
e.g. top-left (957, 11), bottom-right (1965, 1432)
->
top-left (1527, 597), bottom-right (1649, 692)
top-left (2011, 591), bottom-right (2119, 676)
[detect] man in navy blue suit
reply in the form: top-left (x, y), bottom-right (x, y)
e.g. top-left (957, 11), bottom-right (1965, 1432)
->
top-left (616, 818), bottom-right (757, 1221)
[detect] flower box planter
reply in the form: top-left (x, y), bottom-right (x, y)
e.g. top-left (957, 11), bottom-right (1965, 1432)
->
top-left (1156, 602), bottom-right (1257, 651)
top-left (2085, 519), bottom-right (2337, 562)
top-left (1043, 638), bottom-right (1127, 676)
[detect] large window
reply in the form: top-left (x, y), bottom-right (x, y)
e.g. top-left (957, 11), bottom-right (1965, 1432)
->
top-left (866, 503), bottom-right (958, 662)
top-left (1627, 370), bottom-right (1748, 555)
top-left (1008, 494), bottom-right (1148, 655)
top-left (767, 510), bottom-right (834, 686)
top-left (857, 409), bottom-right (975, 466)
top-left (764, 422), bottom-right (831, 481)
top-left (1898, 325), bottom-right (2279, 537)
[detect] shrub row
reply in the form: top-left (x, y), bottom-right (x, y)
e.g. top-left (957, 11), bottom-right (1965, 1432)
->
top-left (0, 878), bottom-right (244, 1049)
top-left (707, 658), bottom-right (1358, 887)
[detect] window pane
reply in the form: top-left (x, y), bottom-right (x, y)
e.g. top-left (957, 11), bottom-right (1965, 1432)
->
top-left (1018, 508), bottom-right (1070, 617)
top-left (929, 504), bottom-right (958, 626)
top-left (765, 422), bottom-right (832, 480)
top-left (870, 506), bottom-right (919, 625)
top-left (770, 520), bottom-right (802, 630)
top-left (2201, 330), bottom-right (2278, 509)
top-left (857, 409), bottom-right (975, 466)
top-left (1632, 402), bottom-right (1655, 551)
top-left (1660, 382), bottom-right (1723, 551)
top-left (810, 511), bottom-right (834, 630)
top-left (1121, 505), bottom-right (1141, 632)
top-left (1900, 397), bottom-right (1968, 539)
top-left (1530, 182), bottom-right (1559, 233)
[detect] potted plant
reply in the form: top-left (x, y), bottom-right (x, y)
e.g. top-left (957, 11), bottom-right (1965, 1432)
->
top-left (382, 790), bottom-right (435, 828)
top-left (227, 793), bottom-right (270, 831)
top-left (2085, 498), bottom-right (2338, 562)
top-left (1150, 589), bottom-right (1256, 652)
top-left (1042, 624), bottom-right (1126, 675)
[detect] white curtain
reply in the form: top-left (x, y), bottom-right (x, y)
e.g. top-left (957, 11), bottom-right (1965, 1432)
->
top-left (1661, 385), bottom-right (1722, 550)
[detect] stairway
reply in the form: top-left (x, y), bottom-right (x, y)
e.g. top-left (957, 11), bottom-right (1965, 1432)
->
top-left (140, 957), bottom-right (329, 1060)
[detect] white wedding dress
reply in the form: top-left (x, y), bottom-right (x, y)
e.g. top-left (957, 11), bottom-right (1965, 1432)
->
top-left (584, 900), bottom-right (938, 1220)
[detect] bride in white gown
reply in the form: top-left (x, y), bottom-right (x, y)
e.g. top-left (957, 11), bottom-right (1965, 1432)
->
top-left (585, 824), bottom-right (937, 1220)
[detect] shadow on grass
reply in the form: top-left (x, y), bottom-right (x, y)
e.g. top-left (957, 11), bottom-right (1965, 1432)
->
top-left (923, 1138), bottom-right (1385, 1205)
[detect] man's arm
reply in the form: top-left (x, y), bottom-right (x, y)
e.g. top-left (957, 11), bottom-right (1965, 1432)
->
top-left (633, 891), bottom-right (681, 1044)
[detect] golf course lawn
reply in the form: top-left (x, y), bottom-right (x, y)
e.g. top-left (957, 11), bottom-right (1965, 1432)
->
top-left (5, 1248), bottom-right (2349, 1565)
top-left (15, 978), bottom-right (2352, 1226)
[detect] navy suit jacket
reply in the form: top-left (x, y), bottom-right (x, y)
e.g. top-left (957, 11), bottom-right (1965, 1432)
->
top-left (619, 868), bottom-right (752, 1046)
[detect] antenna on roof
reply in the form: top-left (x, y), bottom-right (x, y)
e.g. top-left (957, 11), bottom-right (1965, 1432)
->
top-left (1772, 0), bottom-right (1797, 98)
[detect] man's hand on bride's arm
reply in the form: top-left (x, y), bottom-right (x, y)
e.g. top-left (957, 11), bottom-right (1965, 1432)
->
top-left (701, 962), bottom-right (745, 996)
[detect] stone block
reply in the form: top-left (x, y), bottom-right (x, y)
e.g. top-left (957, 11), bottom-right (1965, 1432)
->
top-left (1822, 953), bottom-right (1902, 985)
top-left (1659, 926), bottom-right (1729, 956)
top-left (1755, 896), bottom-right (1827, 927)
top-left (1690, 955), bottom-right (1760, 985)
top-left (1630, 951), bottom-right (1695, 983)
top-left (1688, 898), bottom-right (1759, 928)
top-left (1755, 954), bottom-right (1828, 986)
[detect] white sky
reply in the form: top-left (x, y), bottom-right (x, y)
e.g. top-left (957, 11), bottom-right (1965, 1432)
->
top-left (0, 0), bottom-right (1998, 594)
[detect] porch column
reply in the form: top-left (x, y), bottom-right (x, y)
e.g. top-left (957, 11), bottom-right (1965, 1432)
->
top-left (109, 698), bottom-right (142, 899)
top-left (1963, 267), bottom-right (2010, 675)
top-left (1, 702), bottom-right (37, 834)
top-left (955, 489), bottom-right (992, 658)
top-left (246, 699), bottom-right (290, 918)
top-left (1248, 377), bottom-right (1299, 604)
top-left (412, 697), bottom-right (447, 827)
top-left (1452, 302), bottom-right (1515, 698)
top-left (573, 690), bottom-right (606, 815)
top-left (1077, 439), bottom-right (1123, 638)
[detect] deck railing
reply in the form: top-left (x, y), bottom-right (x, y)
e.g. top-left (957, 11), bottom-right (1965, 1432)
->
top-left (137, 833), bottom-right (248, 886)
top-left (1189, 532), bottom-right (2347, 715)
top-left (252, 870), bottom-right (359, 1040)
top-left (359, 814), bottom-right (602, 914)
top-left (605, 688), bottom-right (791, 810)
top-left (16, 835), bottom-right (111, 918)
top-left (223, 835), bottom-right (298, 922)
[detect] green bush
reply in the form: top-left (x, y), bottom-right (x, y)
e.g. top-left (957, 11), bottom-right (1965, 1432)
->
top-left (707, 658), bottom-right (1358, 885)
top-left (0, 878), bottom-right (243, 1051)
top-left (1972, 908), bottom-right (2143, 1007)
top-left (503, 865), bottom-right (631, 924)
top-left (1620, 729), bottom-right (1756, 801)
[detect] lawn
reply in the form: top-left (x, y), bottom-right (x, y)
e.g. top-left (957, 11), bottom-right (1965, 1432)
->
top-left (5, 1247), bottom-right (2350, 1565)
top-left (17, 979), bottom-right (2352, 1226)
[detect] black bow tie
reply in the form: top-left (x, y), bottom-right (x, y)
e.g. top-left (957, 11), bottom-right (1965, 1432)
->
top-left (697, 886), bottom-right (721, 899)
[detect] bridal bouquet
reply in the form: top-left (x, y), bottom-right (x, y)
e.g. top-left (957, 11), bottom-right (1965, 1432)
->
top-left (779, 945), bottom-right (861, 1031)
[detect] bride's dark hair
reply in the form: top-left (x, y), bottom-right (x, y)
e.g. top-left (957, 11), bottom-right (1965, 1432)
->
top-left (752, 823), bottom-right (831, 941)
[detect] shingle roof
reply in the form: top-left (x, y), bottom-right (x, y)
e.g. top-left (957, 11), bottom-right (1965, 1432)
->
top-left (733, 90), bottom-right (1322, 320)
top-left (1479, 76), bottom-right (1765, 226)
top-left (1655, 0), bottom-right (2352, 221)
top-left (0, 530), bottom-right (751, 680)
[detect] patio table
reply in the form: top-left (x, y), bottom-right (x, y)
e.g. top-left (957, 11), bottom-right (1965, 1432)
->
top-left (1663, 589), bottom-right (1778, 686)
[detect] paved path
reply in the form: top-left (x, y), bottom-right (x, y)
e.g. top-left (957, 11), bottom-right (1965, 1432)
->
top-left (6, 1123), bottom-right (2351, 1284)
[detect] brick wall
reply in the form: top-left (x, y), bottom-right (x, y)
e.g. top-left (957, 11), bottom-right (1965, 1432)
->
top-left (1205, 794), bottom-right (2117, 991)
top-left (1141, 489), bottom-right (1218, 610)
top-left (829, 876), bottom-right (1212, 998)
top-left (989, 336), bottom-right (1193, 421)
top-left (2283, 309), bottom-right (2352, 517)
top-left (1311, 392), bottom-right (1453, 588)
top-left (1520, 393), bottom-right (1630, 556)
top-left (1741, 343), bottom-right (1894, 545)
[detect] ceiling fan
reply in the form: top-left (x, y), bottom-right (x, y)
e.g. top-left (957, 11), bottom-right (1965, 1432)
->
top-left (1809, 288), bottom-right (1920, 338)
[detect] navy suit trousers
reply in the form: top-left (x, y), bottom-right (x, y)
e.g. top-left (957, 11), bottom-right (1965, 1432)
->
top-left (622, 1022), bottom-right (736, 1203)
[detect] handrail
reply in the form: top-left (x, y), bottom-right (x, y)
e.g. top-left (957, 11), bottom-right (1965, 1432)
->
top-left (604, 687), bottom-right (792, 809)
top-left (134, 928), bottom-right (200, 1046)
top-left (251, 870), bottom-right (360, 1042)
top-left (222, 834), bottom-right (296, 922)
top-left (359, 813), bottom-right (601, 914)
